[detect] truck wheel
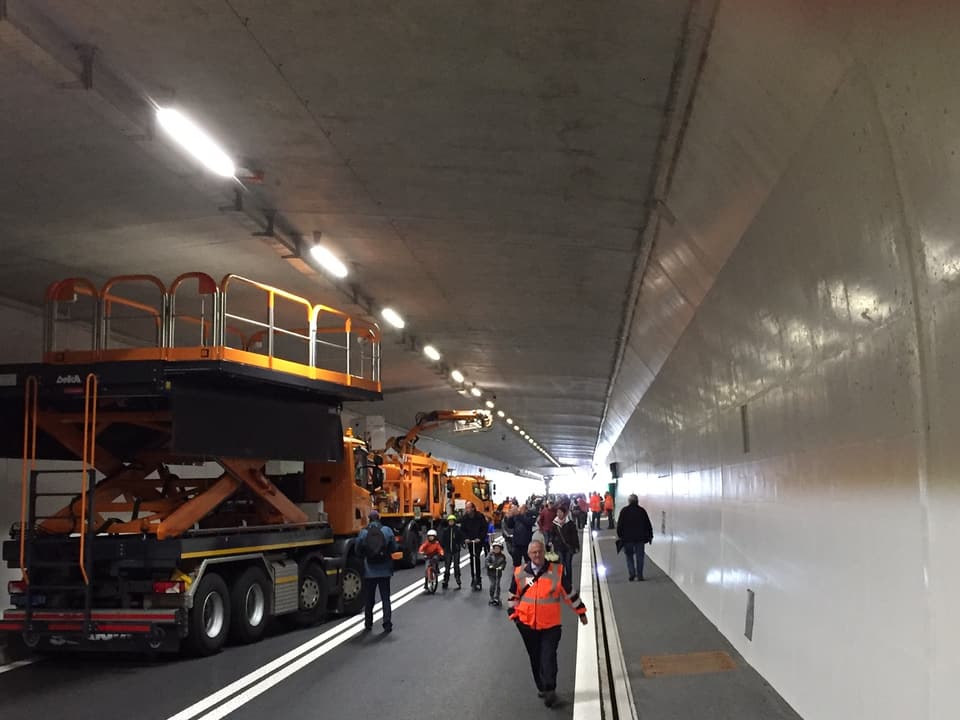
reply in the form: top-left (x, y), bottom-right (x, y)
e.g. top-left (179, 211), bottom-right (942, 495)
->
top-left (229, 566), bottom-right (270, 644)
top-left (291, 562), bottom-right (328, 627)
top-left (187, 572), bottom-right (231, 655)
top-left (340, 557), bottom-right (365, 615)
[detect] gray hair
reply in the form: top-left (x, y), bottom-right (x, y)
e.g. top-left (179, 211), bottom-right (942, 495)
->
top-left (527, 539), bottom-right (545, 552)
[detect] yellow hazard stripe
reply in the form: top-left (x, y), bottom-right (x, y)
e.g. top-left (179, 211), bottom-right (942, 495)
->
top-left (275, 576), bottom-right (298, 585)
top-left (180, 538), bottom-right (334, 559)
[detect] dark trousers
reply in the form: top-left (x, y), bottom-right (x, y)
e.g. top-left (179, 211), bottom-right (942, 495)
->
top-left (606, 509), bottom-right (614, 529)
top-left (509, 547), bottom-right (524, 567)
top-left (443, 550), bottom-right (462, 585)
top-left (624, 542), bottom-right (645, 579)
top-left (488, 569), bottom-right (503, 601)
top-left (590, 512), bottom-right (601, 530)
top-left (363, 576), bottom-right (392, 630)
top-left (467, 542), bottom-right (483, 587)
top-left (517, 623), bottom-right (562, 692)
top-left (558, 549), bottom-right (574, 594)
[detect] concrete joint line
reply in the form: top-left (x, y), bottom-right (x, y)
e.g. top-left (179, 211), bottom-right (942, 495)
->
top-left (593, 533), bottom-right (639, 720)
top-left (573, 526), bottom-right (602, 720)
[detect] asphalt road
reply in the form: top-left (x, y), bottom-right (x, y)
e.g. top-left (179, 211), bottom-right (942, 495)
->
top-left (0, 556), bottom-right (583, 720)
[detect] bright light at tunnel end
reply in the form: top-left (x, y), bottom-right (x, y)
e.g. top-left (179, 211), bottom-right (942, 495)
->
top-left (156, 107), bottom-right (235, 177)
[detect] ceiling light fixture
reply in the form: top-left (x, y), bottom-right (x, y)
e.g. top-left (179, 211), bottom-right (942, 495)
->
top-left (485, 400), bottom-right (495, 409)
top-left (451, 369), bottom-right (464, 383)
top-left (497, 410), bottom-right (505, 418)
top-left (470, 387), bottom-right (482, 397)
top-left (506, 418), bottom-right (513, 425)
top-left (309, 244), bottom-right (349, 278)
top-left (381, 308), bottom-right (405, 329)
top-left (156, 107), bottom-right (235, 177)
top-left (423, 345), bottom-right (441, 361)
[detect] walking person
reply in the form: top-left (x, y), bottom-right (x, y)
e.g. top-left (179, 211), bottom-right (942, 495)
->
top-left (589, 492), bottom-right (602, 530)
top-left (604, 491), bottom-right (615, 529)
top-left (486, 538), bottom-right (508, 605)
top-left (460, 501), bottom-right (488, 591)
top-left (616, 494), bottom-right (654, 581)
top-left (547, 503), bottom-right (580, 594)
top-left (439, 513), bottom-right (464, 589)
top-left (357, 510), bottom-right (398, 632)
top-left (511, 504), bottom-right (534, 566)
top-left (507, 540), bottom-right (588, 707)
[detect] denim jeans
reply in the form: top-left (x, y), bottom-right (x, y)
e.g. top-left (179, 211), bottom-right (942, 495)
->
top-left (364, 576), bottom-right (392, 629)
top-left (623, 542), bottom-right (645, 579)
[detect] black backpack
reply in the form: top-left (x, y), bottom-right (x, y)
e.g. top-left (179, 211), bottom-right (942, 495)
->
top-left (362, 522), bottom-right (389, 563)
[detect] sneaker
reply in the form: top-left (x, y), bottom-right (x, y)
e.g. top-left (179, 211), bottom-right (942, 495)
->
top-left (382, 625), bottom-right (393, 634)
top-left (628, 575), bottom-right (635, 582)
top-left (543, 690), bottom-right (557, 707)
top-left (537, 691), bottom-right (545, 698)
top-left (442, 582), bottom-right (448, 589)
top-left (361, 625), bottom-right (372, 633)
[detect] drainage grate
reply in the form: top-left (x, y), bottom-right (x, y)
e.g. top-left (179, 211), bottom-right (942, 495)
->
top-left (640, 651), bottom-right (737, 678)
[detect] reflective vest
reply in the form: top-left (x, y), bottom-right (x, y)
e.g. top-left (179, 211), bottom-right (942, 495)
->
top-left (508, 563), bottom-right (586, 629)
top-left (604, 493), bottom-right (614, 511)
top-left (589, 494), bottom-right (602, 512)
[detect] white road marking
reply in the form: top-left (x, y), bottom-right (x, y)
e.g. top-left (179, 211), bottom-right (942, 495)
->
top-left (573, 526), bottom-right (602, 720)
top-left (0, 658), bottom-right (38, 675)
top-left (168, 553), bottom-right (473, 720)
top-left (593, 534), bottom-right (639, 720)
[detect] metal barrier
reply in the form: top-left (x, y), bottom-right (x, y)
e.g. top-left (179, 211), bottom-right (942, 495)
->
top-left (40, 272), bottom-right (381, 388)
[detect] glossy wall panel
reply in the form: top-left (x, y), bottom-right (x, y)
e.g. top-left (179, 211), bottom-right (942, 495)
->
top-left (609, 2), bottom-right (960, 718)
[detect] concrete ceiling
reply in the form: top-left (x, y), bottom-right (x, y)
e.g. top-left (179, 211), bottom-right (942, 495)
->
top-left (0, 0), bottom-right (700, 476)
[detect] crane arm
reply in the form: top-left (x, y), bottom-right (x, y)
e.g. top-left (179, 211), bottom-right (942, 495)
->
top-left (384, 409), bottom-right (493, 455)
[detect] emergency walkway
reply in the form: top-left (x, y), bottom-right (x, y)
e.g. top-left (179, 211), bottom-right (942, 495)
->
top-left (0, 528), bottom-right (804, 719)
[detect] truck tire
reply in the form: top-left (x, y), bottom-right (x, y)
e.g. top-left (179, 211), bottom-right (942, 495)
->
top-left (229, 566), bottom-right (270, 644)
top-left (291, 562), bottom-right (328, 627)
top-left (340, 556), bottom-right (365, 616)
top-left (187, 572), bottom-right (231, 655)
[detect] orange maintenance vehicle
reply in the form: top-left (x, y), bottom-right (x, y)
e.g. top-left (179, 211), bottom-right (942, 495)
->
top-left (0, 272), bottom-right (381, 654)
top-left (318, 410), bottom-right (493, 567)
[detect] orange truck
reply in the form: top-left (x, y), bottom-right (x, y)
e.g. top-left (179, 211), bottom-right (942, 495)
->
top-left (0, 272), bottom-right (382, 655)
top-left (327, 410), bottom-right (495, 565)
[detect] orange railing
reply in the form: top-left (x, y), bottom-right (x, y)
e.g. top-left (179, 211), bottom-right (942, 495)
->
top-left (40, 272), bottom-right (381, 391)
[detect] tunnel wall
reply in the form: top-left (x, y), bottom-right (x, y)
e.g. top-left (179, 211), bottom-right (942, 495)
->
top-left (609, 2), bottom-right (959, 719)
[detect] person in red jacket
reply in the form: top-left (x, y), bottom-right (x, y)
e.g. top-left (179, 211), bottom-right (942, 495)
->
top-left (507, 539), bottom-right (587, 707)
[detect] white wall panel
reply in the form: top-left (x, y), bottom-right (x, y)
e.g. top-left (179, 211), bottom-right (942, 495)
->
top-left (609, 2), bottom-right (960, 718)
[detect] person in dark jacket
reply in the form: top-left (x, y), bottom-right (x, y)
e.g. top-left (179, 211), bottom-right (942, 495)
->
top-left (547, 504), bottom-right (580, 593)
top-left (616, 494), bottom-right (654, 581)
top-left (439, 514), bottom-right (465, 589)
top-left (511, 505), bottom-right (534, 566)
top-left (460, 501), bottom-right (489, 591)
top-left (357, 510), bottom-right (398, 632)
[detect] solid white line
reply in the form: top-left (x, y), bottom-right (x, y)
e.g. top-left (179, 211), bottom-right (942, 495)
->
top-left (0, 658), bottom-right (38, 675)
top-left (594, 534), bottom-right (639, 720)
top-left (573, 526), bottom-right (601, 720)
top-left (168, 553), bottom-right (473, 720)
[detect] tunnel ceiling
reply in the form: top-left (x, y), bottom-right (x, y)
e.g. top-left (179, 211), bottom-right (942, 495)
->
top-left (0, 0), bottom-right (700, 476)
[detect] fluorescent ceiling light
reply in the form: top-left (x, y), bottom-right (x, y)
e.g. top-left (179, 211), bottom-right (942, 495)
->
top-left (451, 369), bottom-right (464, 383)
top-left (423, 345), bottom-right (441, 361)
top-left (558, 457), bottom-right (578, 465)
top-left (309, 245), bottom-right (348, 278)
top-left (497, 410), bottom-right (505, 418)
top-left (506, 418), bottom-right (513, 425)
top-left (513, 426), bottom-right (521, 431)
top-left (381, 308), bottom-right (405, 329)
top-left (485, 400), bottom-right (495, 409)
top-left (156, 107), bottom-right (235, 177)
top-left (470, 387), bottom-right (482, 397)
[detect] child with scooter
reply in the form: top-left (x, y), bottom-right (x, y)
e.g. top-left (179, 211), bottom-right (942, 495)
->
top-left (486, 538), bottom-right (508, 606)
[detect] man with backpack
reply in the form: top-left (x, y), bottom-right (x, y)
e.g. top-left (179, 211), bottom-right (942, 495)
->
top-left (357, 510), bottom-right (398, 632)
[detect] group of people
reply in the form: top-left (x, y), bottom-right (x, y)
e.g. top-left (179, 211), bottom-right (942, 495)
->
top-left (354, 492), bottom-right (652, 708)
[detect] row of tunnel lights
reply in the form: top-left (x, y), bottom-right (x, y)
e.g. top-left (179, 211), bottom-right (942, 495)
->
top-left (155, 106), bottom-right (561, 467)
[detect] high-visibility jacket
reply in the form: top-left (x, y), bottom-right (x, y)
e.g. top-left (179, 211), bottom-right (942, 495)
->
top-left (507, 562), bottom-right (586, 629)
top-left (589, 494), bottom-right (602, 513)
top-left (603, 493), bottom-right (614, 512)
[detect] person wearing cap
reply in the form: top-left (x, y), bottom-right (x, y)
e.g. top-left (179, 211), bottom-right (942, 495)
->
top-left (356, 509), bottom-right (398, 632)
top-left (438, 513), bottom-right (465, 589)
top-left (486, 538), bottom-right (508, 605)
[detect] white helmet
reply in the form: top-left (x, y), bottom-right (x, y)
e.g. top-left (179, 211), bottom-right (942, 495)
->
top-left (492, 538), bottom-right (504, 549)
top-left (426, 529), bottom-right (438, 538)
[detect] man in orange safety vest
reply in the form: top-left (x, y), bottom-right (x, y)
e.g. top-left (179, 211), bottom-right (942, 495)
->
top-left (507, 539), bottom-right (587, 707)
